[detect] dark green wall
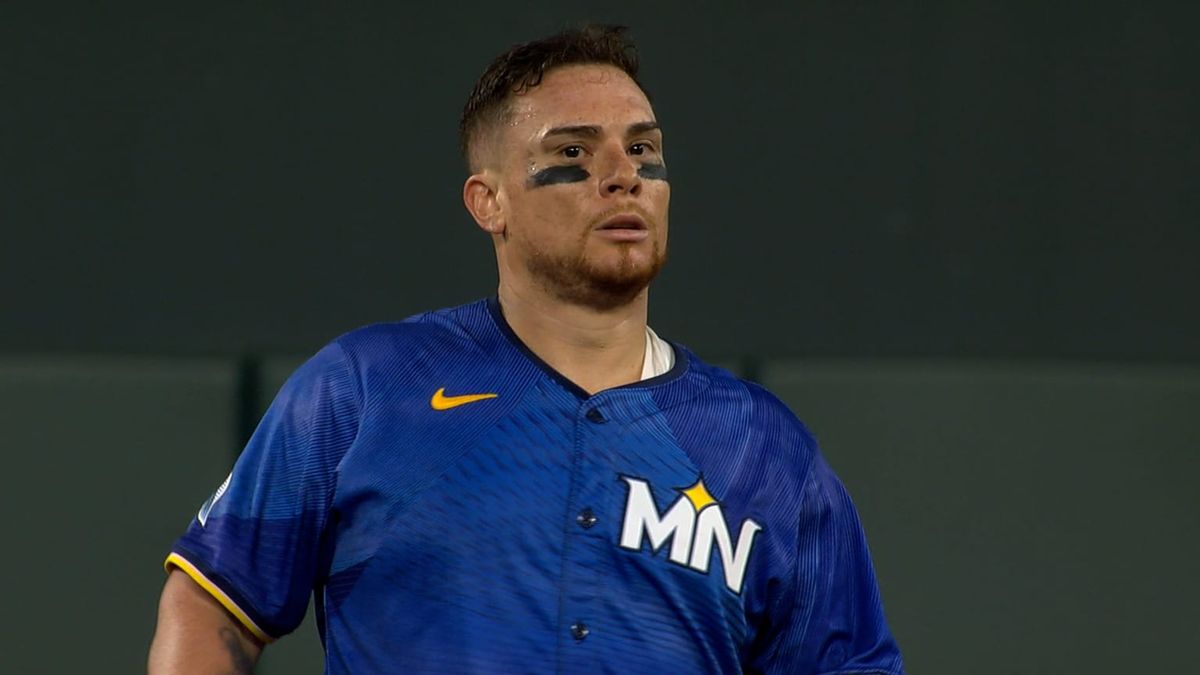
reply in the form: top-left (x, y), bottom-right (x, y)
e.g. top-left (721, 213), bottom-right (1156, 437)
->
top-left (0, 357), bottom-right (238, 673)
top-left (3, 2), bottom-right (1197, 360)
top-left (762, 360), bottom-right (1200, 674)
top-left (3, 3), bottom-right (1197, 673)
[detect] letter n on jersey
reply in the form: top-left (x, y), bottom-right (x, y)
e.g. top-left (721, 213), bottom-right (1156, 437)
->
top-left (617, 475), bottom-right (763, 594)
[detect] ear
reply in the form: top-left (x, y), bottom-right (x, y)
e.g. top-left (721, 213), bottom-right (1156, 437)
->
top-left (463, 171), bottom-right (505, 236)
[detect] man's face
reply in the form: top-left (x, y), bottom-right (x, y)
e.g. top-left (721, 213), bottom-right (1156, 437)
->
top-left (488, 64), bottom-right (670, 310)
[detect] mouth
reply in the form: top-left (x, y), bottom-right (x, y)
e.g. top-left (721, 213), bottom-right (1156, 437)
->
top-left (596, 214), bottom-right (648, 232)
top-left (593, 213), bottom-right (650, 242)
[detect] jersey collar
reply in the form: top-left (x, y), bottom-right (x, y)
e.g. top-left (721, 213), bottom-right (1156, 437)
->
top-left (485, 296), bottom-right (689, 401)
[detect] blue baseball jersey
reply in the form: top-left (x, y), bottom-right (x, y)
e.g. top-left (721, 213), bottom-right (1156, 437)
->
top-left (167, 298), bottom-right (903, 674)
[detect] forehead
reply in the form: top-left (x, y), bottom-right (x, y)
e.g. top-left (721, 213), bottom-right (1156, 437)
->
top-left (506, 64), bottom-right (655, 139)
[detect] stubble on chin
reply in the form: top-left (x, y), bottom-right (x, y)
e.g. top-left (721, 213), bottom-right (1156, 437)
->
top-left (524, 235), bottom-right (666, 312)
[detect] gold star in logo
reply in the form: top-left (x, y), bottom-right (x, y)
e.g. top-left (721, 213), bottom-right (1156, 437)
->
top-left (681, 478), bottom-right (717, 512)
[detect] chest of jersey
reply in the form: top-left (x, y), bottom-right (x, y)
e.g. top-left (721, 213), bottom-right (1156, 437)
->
top-left (322, 376), bottom-right (761, 673)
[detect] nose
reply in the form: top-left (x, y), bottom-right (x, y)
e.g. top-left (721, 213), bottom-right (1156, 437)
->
top-left (597, 144), bottom-right (642, 197)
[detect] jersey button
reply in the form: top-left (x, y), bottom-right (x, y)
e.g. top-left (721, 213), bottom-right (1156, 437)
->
top-left (570, 622), bottom-right (590, 641)
top-left (585, 408), bottom-right (605, 423)
top-left (576, 508), bottom-right (597, 529)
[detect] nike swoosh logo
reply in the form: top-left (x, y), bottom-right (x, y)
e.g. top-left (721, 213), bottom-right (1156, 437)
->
top-left (431, 387), bottom-right (498, 410)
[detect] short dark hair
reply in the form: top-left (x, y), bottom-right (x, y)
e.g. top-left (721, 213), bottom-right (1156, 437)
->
top-left (459, 24), bottom-right (644, 171)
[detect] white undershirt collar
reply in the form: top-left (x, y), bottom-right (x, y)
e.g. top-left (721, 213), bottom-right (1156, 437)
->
top-left (640, 326), bottom-right (675, 380)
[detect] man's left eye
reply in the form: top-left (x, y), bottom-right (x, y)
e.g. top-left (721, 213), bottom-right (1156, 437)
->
top-left (629, 143), bottom-right (648, 155)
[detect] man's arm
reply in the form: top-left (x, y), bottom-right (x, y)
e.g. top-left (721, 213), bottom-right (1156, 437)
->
top-left (148, 569), bottom-right (264, 674)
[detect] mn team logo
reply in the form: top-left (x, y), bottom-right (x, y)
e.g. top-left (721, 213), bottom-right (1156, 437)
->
top-left (618, 475), bottom-right (763, 594)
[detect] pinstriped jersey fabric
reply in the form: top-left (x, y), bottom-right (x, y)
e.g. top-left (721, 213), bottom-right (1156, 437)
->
top-left (169, 298), bottom-right (903, 674)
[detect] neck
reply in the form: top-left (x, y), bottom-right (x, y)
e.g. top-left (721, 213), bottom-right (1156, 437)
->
top-left (497, 279), bottom-right (649, 395)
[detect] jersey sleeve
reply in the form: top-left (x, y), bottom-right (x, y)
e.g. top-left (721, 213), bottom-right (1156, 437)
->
top-left (756, 453), bottom-right (905, 675)
top-left (165, 341), bottom-right (360, 642)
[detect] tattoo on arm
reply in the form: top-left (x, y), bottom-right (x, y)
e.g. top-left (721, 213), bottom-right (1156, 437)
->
top-left (218, 626), bottom-right (255, 674)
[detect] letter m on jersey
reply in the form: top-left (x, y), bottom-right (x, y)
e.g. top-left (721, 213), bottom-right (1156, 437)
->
top-left (618, 475), bottom-right (763, 594)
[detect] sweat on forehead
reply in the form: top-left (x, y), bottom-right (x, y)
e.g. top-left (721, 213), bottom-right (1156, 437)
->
top-left (512, 65), bottom-right (648, 120)
top-left (458, 24), bottom-right (647, 172)
top-left (473, 66), bottom-right (653, 170)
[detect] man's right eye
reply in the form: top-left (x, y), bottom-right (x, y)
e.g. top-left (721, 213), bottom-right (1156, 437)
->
top-left (562, 146), bottom-right (583, 159)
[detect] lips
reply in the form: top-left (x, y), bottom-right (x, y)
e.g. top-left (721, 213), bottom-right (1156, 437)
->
top-left (593, 212), bottom-right (652, 243)
top-left (596, 214), bottom-right (648, 231)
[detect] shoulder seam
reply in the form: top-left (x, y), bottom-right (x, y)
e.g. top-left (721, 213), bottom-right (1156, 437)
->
top-left (329, 338), bottom-right (365, 419)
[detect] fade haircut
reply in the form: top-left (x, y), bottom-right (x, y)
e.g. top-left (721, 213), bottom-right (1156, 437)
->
top-left (459, 24), bottom-right (644, 172)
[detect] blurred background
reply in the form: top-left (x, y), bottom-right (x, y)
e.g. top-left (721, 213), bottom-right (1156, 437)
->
top-left (3, 2), bottom-right (1197, 673)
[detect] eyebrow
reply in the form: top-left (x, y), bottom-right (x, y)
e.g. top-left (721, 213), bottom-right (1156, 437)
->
top-left (542, 125), bottom-right (601, 141)
top-left (626, 121), bottom-right (661, 137)
top-left (540, 121), bottom-right (662, 142)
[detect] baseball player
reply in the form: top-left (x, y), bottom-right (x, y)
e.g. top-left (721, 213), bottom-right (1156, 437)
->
top-left (148, 25), bottom-right (903, 674)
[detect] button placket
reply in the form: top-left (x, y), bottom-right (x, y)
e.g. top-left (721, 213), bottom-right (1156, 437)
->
top-left (561, 400), bottom-right (615, 655)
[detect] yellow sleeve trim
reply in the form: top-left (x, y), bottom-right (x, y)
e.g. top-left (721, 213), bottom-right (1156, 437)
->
top-left (164, 552), bottom-right (275, 644)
